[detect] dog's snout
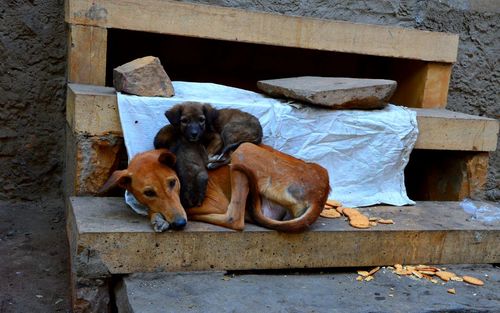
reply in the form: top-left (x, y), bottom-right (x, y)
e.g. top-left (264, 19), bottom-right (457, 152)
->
top-left (189, 129), bottom-right (198, 138)
top-left (170, 216), bottom-right (187, 229)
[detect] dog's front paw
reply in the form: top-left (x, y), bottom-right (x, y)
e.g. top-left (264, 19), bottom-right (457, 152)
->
top-left (151, 213), bottom-right (169, 232)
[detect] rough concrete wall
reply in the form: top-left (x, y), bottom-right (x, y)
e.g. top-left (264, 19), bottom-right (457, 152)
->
top-left (184, 0), bottom-right (500, 200)
top-left (0, 0), bottom-right (66, 200)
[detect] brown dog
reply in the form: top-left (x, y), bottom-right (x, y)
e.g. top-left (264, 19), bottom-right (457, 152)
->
top-left (98, 149), bottom-right (187, 232)
top-left (100, 143), bottom-right (330, 232)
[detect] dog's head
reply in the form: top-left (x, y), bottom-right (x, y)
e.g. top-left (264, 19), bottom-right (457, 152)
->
top-left (165, 102), bottom-right (218, 142)
top-left (99, 149), bottom-right (187, 231)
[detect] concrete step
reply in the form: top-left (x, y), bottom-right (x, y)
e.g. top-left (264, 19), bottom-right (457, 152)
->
top-left (114, 265), bottom-right (500, 313)
top-left (67, 197), bottom-right (500, 276)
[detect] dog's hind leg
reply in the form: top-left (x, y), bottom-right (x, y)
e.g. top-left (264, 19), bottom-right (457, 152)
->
top-left (189, 166), bottom-right (248, 230)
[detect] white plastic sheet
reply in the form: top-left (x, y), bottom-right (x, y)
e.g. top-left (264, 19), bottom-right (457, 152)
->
top-left (117, 81), bottom-right (418, 210)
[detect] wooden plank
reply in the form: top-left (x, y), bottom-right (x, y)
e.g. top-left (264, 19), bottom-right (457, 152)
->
top-left (390, 62), bottom-right (452, 108)
top-left (413, 108), bottom-right (499, 151)
top-left (65, 0), bottom-right (458, 63)
top-left (67, 24), bottom-right (107, 85)
top-left (67, 84), bottom-right (499, 152)
top-left (68, 197), bottom-right (500, 274)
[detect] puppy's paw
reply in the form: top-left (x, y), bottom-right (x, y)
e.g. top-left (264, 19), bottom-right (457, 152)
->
top-left (207, 154), bottom-right (221, 163)
top-left (151, 213), bottom-right (169, 232)
top-left (207, 159), bottom-right (228, 170)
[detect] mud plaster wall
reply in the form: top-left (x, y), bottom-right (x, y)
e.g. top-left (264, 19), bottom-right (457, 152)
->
top-left (0, 0), bottom-right (66, 200)
top-left (0, 0), bottom-right (498, 200)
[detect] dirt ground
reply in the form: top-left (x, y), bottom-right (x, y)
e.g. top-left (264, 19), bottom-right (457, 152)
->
top-left (0, 198), bottom-right (70, 313)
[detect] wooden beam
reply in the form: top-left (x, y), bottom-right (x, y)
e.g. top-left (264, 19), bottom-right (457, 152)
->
top-left (413, 108), bottom-right (499, 151)
top-left (390, 62), bottom-right (452, 108)
top-left (66, 84), bottom-right (499, 152)
top-left (68, 197), bottom-right (500, 273)
top-left (65, 0), bottom-right (458, 63)
top-left (67, 24), bottom-right (107, 85)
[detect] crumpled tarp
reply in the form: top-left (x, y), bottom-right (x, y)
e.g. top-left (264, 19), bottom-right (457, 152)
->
top-left (117, 81), bottom-right (418, 213)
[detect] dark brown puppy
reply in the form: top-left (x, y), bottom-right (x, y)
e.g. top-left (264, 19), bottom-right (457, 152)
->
top-left (155, 103), bottom-right (263, 163)
top-left (154, 102), bottom-right (216, 208)
top-left (204, 108), bottom-right (263, 169)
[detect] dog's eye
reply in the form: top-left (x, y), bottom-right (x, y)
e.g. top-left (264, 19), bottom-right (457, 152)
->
top-left (144, 189), bottom-right (157, 197)
top-left (199, 116), bottom-right (205, 123)
top-left (180, 117), bottom-right (188, 124)
top-left (168, 179), bottom-right (176, 189)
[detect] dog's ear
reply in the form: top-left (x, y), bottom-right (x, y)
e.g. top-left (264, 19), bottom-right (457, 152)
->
top-left (98, 170), bottom-right (131, 194)
top-left (158, 150), bottom-right (176, 167)
top-left (202, 103), bottom-right (218, 132)
top-left (165, 105), bottom-right (182, 126)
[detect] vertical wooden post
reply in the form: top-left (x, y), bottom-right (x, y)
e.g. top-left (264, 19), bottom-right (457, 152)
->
top-left (390, 61), bottom-right (453, 109)
top-left (67, 25), bottom-right (107, 85)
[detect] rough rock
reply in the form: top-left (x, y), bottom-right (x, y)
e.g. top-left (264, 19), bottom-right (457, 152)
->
top-left (113, 56), bottom-right (174, 97)
top-left (257, 76), bottom-right (397, 109)
top-left (65, 130), bottom-right (127, 196)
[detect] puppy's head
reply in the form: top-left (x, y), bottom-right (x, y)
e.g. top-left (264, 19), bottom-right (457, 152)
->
top-left (165, 102), bottom-right (218, 142)
top-left (99, 149), bottom-right (187, 231)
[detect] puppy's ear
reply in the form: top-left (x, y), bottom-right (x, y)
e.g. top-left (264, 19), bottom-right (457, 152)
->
top-left (98, 170), bottom-right (131, 194)
top-left (158, 150), bottom-right (176, 167)
top-left (202, 103), bottom-right (218, 132)
top-left (165, 105), bottom-right (182, 126)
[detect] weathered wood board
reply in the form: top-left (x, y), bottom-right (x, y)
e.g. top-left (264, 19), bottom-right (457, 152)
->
top-left (65, 0), bottom-right (458, 63)
top-left (67, 24), bottom-right (107, 85)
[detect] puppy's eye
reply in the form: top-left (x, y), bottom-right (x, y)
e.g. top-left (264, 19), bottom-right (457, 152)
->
top-left (144, 189), bottom-right (157, 197)
top-left (199, 116), bottom-right (205, 123)
top-left (168, 179), bottom-right (176, 189)
top-left (180, 117), bottom-right (188, 124)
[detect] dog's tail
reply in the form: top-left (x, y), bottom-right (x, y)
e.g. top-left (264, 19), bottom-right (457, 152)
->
top-left (231, 164), bottom-right (328, 233)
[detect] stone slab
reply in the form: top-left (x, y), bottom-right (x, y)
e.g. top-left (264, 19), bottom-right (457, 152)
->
top-left (68, 197), bottom-right (500, 275)
top-left (115, 265), bottom-right (500, 313)
top-left (257, 76), bottom-right (397, 109)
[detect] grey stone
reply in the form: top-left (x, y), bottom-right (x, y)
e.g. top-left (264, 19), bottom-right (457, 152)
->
top-left (115, 265), bottom-right (500, 313)
top-left (113, 56), bottom-right (174, 97)
top-left (257, 76), bottom-right (397, 109)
